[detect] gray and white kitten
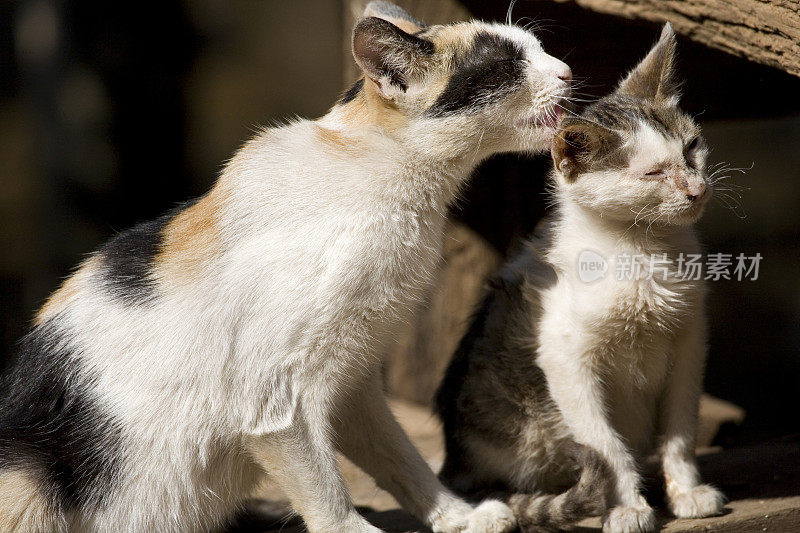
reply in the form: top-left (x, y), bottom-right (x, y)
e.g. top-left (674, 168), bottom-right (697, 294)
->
top-left (436, 25), bottom-right (725, 533)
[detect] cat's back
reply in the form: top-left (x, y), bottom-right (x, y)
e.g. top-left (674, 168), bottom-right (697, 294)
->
top-left (437, 221), bottom-right (557, 409)
top-left (436, 226), bottom-right (567, 490)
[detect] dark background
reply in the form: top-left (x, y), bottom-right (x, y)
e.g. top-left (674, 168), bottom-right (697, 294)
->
top-left (1, 1), bottom-right (798, 445)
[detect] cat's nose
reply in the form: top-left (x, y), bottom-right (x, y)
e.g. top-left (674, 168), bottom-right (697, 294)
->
top-left (558, 68), bottom-right (572, 83)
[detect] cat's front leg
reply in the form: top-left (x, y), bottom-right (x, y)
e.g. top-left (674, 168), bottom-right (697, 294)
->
top-left (244, 395), bottom-right (382, 533)
top-left (334, 370), bottom-right (517, 533)
top-left (660, 322), bottom-right (725, 519)
top-left (537, 348), bottom-right (656, 533)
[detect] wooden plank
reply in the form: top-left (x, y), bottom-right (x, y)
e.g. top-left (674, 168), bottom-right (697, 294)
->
top-left (546, 0), bottom-right (800, 76)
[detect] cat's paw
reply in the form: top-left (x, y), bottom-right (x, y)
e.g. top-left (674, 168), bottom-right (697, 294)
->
top-left (431, 499), bottom-right (516, 533)
top-left (602, 500), bottom-right (657, 533)
top-left (464, 500), bottom-right (517, 533)
top-left (669, 484), bottom-right (725, 519)
top-left (430, 499), bottom-right (474, 533)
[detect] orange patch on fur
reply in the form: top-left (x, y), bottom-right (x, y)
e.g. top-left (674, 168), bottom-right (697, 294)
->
top-left (35, 255), bottom-right (100, 326)
top-left (154, 186), bottom-right (227, 285)
top-left (313, 124), bottom-right (365, 155)
top-left (336, 80), bottom-right (409, 131)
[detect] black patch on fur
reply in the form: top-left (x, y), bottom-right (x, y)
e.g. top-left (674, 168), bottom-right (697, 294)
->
top-left (583, 94), bottom-right (686, 140)
top-left (99, 199), bottom-right (196, 305)
top-left (0, 318), bottom-right (124, 513)
top-left (339, 78), bottom-right (364, 104)
top-left (427, 32), bottom-right (525, 117)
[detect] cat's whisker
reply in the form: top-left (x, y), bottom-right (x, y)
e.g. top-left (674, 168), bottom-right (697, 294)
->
top-left (560, 94), bottom-right (598, 103)
top-left (645, 210), bottom-right (668, 244)
top-left (619, 203), bottom-right (657, 243)
top-left (518, 17), bottom-right (557, 35)
top-left (470, 126), bottom-right (487, 166)
top-left (565, 89), bottom-right (601, 98)
top-left (557, 107), bottom-right (608, 131)
top-left (714, 189), bottom-right (744, 201)
top-left (506, 0), bottom-right (517, 25)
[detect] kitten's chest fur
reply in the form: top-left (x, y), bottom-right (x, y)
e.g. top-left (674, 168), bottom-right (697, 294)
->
top-left (591, 264), bottom-right (693, 381)
top-left (542, 220), bottom-right (703, 450)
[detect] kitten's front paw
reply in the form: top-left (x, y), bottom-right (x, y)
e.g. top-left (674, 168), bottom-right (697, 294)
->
top-left (603, 500), bottom-right (656, 533)
top-left (431, 498), bottom-right (515, 533)
top-left (464, 500), bottom-right (517, 533)
top-left (669, 484), bottom-right (725, 519)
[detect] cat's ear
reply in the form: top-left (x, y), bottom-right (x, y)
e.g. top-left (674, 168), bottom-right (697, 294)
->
top-left (362, 1), bottom-right (427, 34)
top-left (352, 16), bottom-right (434, 100)
top-left (615, 23), bottom-right (681, 104)
top-left (551, 124), bottom-right (600, 181)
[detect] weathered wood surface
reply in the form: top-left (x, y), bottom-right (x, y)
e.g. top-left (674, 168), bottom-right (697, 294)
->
top-left (548, 0), bottom-right (800, 77)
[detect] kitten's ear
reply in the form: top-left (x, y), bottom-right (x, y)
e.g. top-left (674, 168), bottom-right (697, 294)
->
top-left (352, 16), bottom-right (434, 100)
top-left (363, 1), bottom-right (427, 33)
top-left (616, 23), bottom-right (681, 104)
top-left (551, 124), bottom-right (600, 181)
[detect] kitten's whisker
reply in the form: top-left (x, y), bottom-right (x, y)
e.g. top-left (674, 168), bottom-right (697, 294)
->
top-left (645, 211), bottom-right (668, 244)
top-left (619, 203), bottom-right (656, 243)
top-left (711, 190), bottom-right (747, 218)
top-left (713, 188), bottom-right (744, 200)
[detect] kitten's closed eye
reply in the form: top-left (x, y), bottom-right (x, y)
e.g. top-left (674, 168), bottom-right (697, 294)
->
top-left (684, 137), bottom-right (703, 167)
top-left (644, 169), bottom-right (666, 179)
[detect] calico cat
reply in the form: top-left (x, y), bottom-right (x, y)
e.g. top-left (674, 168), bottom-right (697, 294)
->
top-left (0, 2), bottom-right (572, 532)
top-left (436, 25), bottom-right (725, 533)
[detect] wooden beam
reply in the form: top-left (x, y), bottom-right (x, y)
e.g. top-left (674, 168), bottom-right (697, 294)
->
top-left (546, 0), bottom-right (800, 77)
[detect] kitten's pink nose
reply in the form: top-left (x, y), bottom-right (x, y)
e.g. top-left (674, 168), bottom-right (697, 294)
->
top-left (686, 181), bottom-right (707, 201)
top-left (558, 68), bottom-right (572, 83)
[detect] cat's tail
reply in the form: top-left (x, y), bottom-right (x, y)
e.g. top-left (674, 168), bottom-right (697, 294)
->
top-left (505, 442), bottom-right (612, 532)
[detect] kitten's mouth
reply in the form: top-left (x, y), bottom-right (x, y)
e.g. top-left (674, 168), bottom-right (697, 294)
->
top-left (681, 198), bottom-right (706, 216)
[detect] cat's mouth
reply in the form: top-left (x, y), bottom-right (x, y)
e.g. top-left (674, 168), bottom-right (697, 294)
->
top-left (516, 102), bottom-right (564, 130)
